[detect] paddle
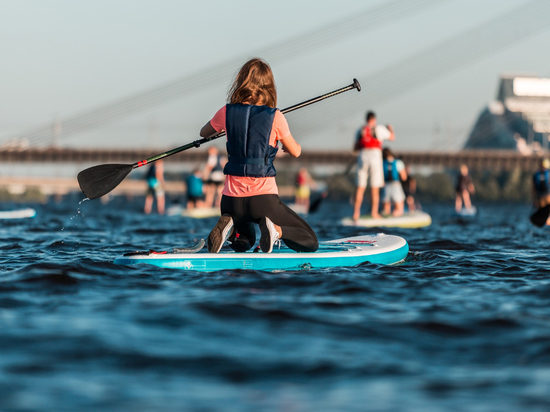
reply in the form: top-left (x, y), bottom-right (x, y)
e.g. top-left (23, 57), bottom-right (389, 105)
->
top-left (530, 204), bottom-right (550, 227)
top-left (77, 79), bottom-right (361, 199)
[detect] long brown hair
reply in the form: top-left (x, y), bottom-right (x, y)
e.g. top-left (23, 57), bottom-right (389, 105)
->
top-left (228, 58), bottom-right (277, 108)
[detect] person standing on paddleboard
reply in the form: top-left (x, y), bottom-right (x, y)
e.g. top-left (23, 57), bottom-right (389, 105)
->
top-left (199, 58), bottom-right (319, 254)
top-left (353, 111), bottom-right (395, 221)
top-left (455, 164), bottom-right (475, 213)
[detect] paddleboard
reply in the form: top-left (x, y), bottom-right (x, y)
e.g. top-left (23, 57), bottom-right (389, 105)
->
top-left (453, 206), bottom-right (477, 218)
top-left (114, 234), bottom-right (408, 272)
top-left (166, 206), bottom-right (220, 219)
top-left (0, 208), bottom-right (37, 220)
top-left (341, 210), bottom-right (432, 229)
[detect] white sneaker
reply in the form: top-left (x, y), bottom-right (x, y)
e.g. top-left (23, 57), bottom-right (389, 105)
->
top-left (259, 217), bottom-right (280, 253)
top-left (207, 215), bottom-right (234, 253)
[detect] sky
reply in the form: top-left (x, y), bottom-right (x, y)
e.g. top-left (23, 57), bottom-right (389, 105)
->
top-left (1, 0), bottom-right (550, 151)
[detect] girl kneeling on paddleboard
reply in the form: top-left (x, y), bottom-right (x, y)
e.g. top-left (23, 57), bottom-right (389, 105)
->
top-left (200, 58), bottom-right (319, 254)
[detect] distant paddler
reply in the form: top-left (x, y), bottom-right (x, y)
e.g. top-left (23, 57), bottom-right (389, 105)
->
top-left (144, 160), bottom-right (165, 215)
top-left (455, 164), bottom-right (475, 214)
top-left (352, 111), bottom-right (395, 220)
top-left (186, 168), bottom-right (205, 210)
top-left (531, 158), bottom-right (550, 226)
top-left (295, 167), bottom-right (317, 211)
top-left (203, 146), bottom-right (226, 209)
top-left (401, 164), bottom-right (418, 212)
top-left (382, 148), bottom-right (407, 217)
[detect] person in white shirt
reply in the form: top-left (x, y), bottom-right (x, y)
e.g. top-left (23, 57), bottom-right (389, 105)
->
top-left (353, 111), bottom-right (395, 220)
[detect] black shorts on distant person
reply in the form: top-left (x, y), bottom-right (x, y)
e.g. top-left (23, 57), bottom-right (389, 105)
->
top-left (205, 179), bottom-right (224, 187)
top-left (221, 194), bottom-right (319, 253)
top-left (187, 194), bottom-right (204, 205)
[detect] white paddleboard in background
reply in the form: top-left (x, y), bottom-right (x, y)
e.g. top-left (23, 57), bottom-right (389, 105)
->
top-left (114, 234), bottom-right (409, 272)
top-left (342, 210), bottom-right (432, 229)
top-left (453, 206), bottom-right (477, 218)
top-left (166, 206), bottom-right (221, 219)
top-left (0, 208), bottom-right (37, 220)
top-left (287, 203), bottom-right (309, 215)
top-left (181, 207), bottom-right (220, 219)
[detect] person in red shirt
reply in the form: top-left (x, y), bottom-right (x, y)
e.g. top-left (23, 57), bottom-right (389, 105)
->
top-left (353, 111), bottom-right (395, 220)
top-left (199, 58), bottom-right (318, 254)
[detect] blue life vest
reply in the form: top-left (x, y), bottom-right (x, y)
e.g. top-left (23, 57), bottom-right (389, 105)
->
top-left (186, 175), bottom-right (203, 197)
top-left (223, 104), bottom-right (278, 178)
top-left (534, 170), bottom-right (550, 196)
top-left (383, 159), bottom-right (400, 182)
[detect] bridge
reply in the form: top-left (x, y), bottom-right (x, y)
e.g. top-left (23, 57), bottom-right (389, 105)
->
top-left (0, 148), bottom-right (544, 172)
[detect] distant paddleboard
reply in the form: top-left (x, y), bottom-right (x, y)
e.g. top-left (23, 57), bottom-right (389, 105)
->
top-left (114, 234), bottom-right (409, 271)
top-left (166, 206), bottom-right (220, 219)
top-left (453, 206), bottom-right (477, 218)
top-left (342, 210), bottom-right (432, 229)
top-left (0, 208), bottom-right (37, 220)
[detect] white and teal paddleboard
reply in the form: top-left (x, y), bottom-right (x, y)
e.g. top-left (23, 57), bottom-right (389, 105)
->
top-left (114, 234), bottom-right (408, 272)
top-left (341, 210), bottom-right (432, 229)
top-left (0, 208), bottom-right (37, 220)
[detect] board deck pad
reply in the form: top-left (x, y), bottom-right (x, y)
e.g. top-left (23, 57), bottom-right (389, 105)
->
top-left (341, 210), bottom-right (432, 229)
top-left (114, 234), bottom-right (408, 272)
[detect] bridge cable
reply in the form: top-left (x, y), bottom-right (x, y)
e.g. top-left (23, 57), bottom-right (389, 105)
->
top-left (7, 0), bottom-right (451, 146)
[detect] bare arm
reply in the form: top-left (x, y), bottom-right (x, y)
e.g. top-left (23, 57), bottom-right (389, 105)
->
top-left (200, 122), bottom-right (219, 138)
top-left (280, 134), bottom-right (301, 158)
top-left (387, 124), bottom-right (396, 141)
top-left (399, 168), bottom-right (408, 182)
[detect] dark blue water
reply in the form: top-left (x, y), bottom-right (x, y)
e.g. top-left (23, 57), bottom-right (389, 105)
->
top-left (1, 198), bottom-right (550, 411)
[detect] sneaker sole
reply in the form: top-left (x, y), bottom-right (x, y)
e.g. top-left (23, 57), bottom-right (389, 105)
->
top-left (259, 217), bottom-right (277, 253)
top-left (207, 215), bottom-right (233, 253)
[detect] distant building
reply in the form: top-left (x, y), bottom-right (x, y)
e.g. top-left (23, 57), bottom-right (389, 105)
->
top-left (464, 76), bottom-right (550, 154)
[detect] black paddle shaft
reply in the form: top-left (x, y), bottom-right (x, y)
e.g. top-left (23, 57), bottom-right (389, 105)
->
top-left (132, 78), bottom-right (361, 169)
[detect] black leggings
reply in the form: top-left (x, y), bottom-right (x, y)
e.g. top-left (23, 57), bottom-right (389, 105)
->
top-left (221, 194), bottom-right (319, 253)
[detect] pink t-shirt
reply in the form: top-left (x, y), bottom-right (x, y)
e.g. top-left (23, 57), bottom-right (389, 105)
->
top-left (210, 105), bottom-right (292, 197)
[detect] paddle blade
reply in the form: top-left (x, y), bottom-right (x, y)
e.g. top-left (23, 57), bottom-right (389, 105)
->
top-left (77, 164), bottom-right (133, 199)
top-left (530, 205), bottom-right (550, 227)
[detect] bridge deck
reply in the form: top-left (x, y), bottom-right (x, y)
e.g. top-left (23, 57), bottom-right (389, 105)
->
top-left (0, 148), bottom-right (543, 172)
